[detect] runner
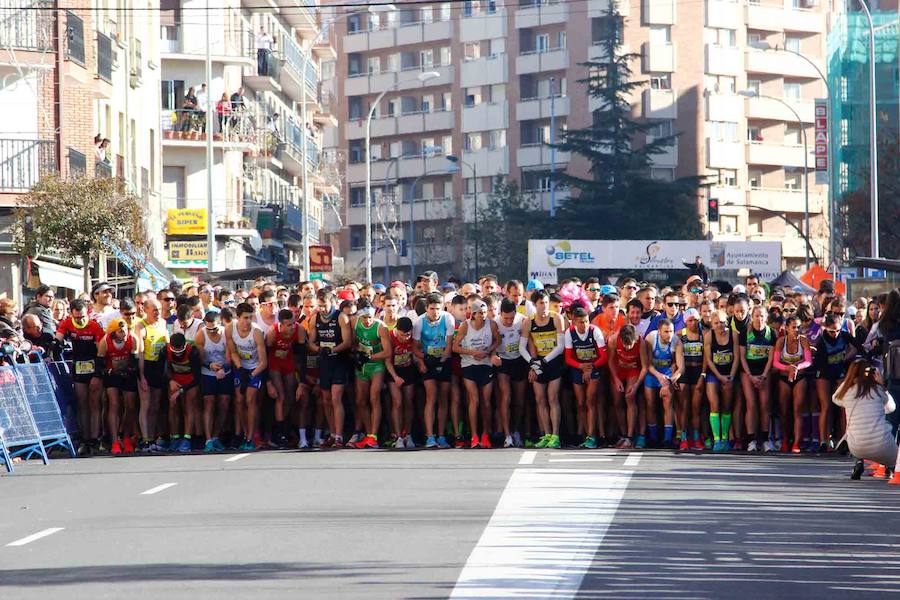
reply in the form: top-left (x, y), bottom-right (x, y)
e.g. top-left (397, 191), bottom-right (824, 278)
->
top-left (134, 299), bottom-right (169, 452)
top-left (265, 309), bottom-right (305, 448)
top-left (678, 308), bottom-right (706, 451)
top-left (166, 332), bottom-right (202, 453)
top-left (704, 310), bottom-right (738, 452)
top-left (413, 292), bottom-right (455, 448)
top-left (773, 315), bottom-right (813, 453)
top-left (640, 319), bottom-right (683, 448)
top-left (609, 324), bottom-right (643, 449)
top-left (739, 305), bottom-right (777, 453)
top-left (385, 317), bottom-right (420, 449)
top-left (96, 317), bottom-right (141, 455)
top-left (308, 289), bottom-right (353, 447)
top-left (353, 299), bottom-right (392, 449)
top-left (453, 299), bottom-right (500, 448)
top-left (194, 311), bottom-right (232, 452)
top-left (226, 302), bottom-right (268, 451)
top-left (494, 298), bottom-right (528, 448)
top-left (521, 289), bottom-right (565, 449)
top-left (564, 306), bottom-right (608, 449)
top-left (813, 312), bottom-right (858, 452)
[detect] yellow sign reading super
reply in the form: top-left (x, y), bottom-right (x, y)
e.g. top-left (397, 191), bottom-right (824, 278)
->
top-left (166, 209), bottom-right (207, 235)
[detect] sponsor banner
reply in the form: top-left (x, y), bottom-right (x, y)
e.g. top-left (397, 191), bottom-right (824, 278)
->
top-left (528, 240), bottom-right (782, 284)
top-left (166, 209), bottom-right (207, 236)
top-left (168, 240), bottom-right (209, 266)
top-left (309, 244), bottom-right (333, 272)
top-left (814, 99), bottom-right (828, 185)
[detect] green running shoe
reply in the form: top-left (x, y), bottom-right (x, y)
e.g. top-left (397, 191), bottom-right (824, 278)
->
top-left (524, 438), bottom-right (535, 448)
top-left (547, 434), bottom-right (561, 449)
top-left (535, 434), bottom-right (551, 449)
top-left (580, 435), bottom-right (598, 449)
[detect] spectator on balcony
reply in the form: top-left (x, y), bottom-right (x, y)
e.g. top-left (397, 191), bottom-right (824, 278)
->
top-left (181, 87), bottom-right (198, 132)
top-left (256, 27), bottom-right (274, 76)
top-left (196, 84), bottom-right (209, 133)
top-left (216, 93), bottom-right (232, 134)
top-left (230, 87), bottom-right (245, 129)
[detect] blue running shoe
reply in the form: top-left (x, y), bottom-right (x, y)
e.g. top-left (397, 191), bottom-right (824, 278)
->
top-left (203, 439), bottom-right (215, 453)
top-left (425, 435), bottom-right (438, 448)
top-left (212, 438), bottom-right (226, 452)
top-left (635, 435), bottom-right (647, 449)
top-left (713, 440), bottom-right (725, 452)
top-left (179, 438), bottom-right (192, 453)
top-left (437, 436), bottom-right (450, 449)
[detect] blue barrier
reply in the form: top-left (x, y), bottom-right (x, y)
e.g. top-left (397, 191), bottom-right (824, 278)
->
top-left (0, 364), bottom-right (48, 468)
top-left (15, 361), bottom-right (75, 457)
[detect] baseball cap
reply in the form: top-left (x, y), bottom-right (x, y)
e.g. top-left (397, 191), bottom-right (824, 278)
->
top-left (417, 270), bottom-right (438, 282)
top-left (526, 279), bottom-right (544, 292)
top-left (107, 317), bottom-right (128, 334)
top-left (440, 282), bottom-right (458, 293)
top-left (599, 284), bottom-right (618, 297)
top-left (336, 289), bottom-right (355, 302)
top-left (732, 284), bottom-right (747, 294)
top-left (372, 283), bottom-right (386, 293)
top-left (92, 281), bottom-right (112, 296)
top-left (182, 281), bottom-right (198, 293)
top-left (686, 274), bottom-right (703, 286)
top-left (683, 308), bottom-right (700, 321)
top-left (847, 305), bottom-right (858, 318)
top-left (470, 299), bottom-right (487, 313)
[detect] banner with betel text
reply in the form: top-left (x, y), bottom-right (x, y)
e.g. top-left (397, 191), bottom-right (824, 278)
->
top-left (527, 240), bottom-right (782, 284)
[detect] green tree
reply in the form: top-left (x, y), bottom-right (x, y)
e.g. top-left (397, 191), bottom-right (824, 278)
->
top-left (552, 7), bottom-right (703, 240)
top-left (469, 177), bottom-right (539, 281)
top-left (13, 176), bottom-right (151, 291)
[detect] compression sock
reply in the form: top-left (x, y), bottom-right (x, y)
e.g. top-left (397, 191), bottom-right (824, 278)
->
top-left (722, 413), bottom-right (732, 441)
top-left (693, 430), bottom-right (701, 441)
top-left (664, 426), bottom-right (674, 444)
top-left (710, 413), bottom-right (721, 441)
top-left (648, 424), bottom-right (658, 443)
top-left (299, 428), bottom-right (308, 444)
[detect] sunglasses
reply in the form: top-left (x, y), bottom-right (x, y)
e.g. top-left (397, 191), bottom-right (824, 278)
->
top-left (625, 285), bottom-right (639, 290)
top-left (587, 288), bottom-right (601, 292)
top-left (666, 302), bottom-right (681, 308)
top-left (223, 300), bottom-right (236, 306)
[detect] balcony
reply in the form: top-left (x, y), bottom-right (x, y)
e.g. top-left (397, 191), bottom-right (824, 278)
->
top-left (705, 44), bottom-right (741, 76)
top-left (343, 26), bottom-right (397, 53)
top-left (0, 138), bottom-right (57, 193)
top-left (706, 93), bottom-right (743, 122)
top-left (706, 138), bottom-right (743, 169)
top-left (395, 19), bottom-right (453, 45)
top-left (642, 88), bottom-right (677, 119)
top-left (462, 146), bottom-right (510, 176)
top-left (161, 110), bottom-right (257, 150)
top-left (747, 187), bottom-right (825, 214)
top-left (748, 231), bottom-right (808, 259)
top-left (95, 160), bottom-right (112, 179)
top-left (745, 141), bottom-right (813, 168)
top-left (517, 144), bottom-right (570, 168)
top-left (159, 24), bottom-right (253, 66)
top-left (642, 0), bottom-right (675, 25)
top-left (460, 54), bottom-right (508, 88)
top-left (746, 97), bottom-right (815, 123)
top-left (67, 148), bottom-right (86, 179)
top-left (706, 0), bottom-right (740, 28)
top-left (65, 11), bottom-right (85, 66)
top-left (642, 42), bottom-right (675, 73)
top-left (648, 137), bottom-right (677, 167)
top-left (522, 188), bottom-right (571, 213)
top-left (398, 109), bottom-right (455, 135)
top-left (461, 10), bottom-right (507, 42)
top-left (745, 49), bottom-right (824, 79)
top-left (517, 95), bottom-right (569, 121)
top-left (708, 185), bottom-right (744, 207)
top-left (515, 1), bottom-right (568, 28)
top-left (516, 48), bottom-right (569, 75)
top-left (462, 101), bottom-right (509, 133)
top-left (745, 4), bottom-right (824, 33)
top-left (588, 0), bottom-right (629, 18)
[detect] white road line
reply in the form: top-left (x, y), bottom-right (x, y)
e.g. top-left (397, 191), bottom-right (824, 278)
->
top-left (450, 468), bottom-right (633, 599)
top-left (140, 482), bottom-right (178, 495)
top-left (6, 527), bottom-right (64, 547)
top-left (548, 457), bottom-right (614, 463)
top-left (518, 450), bottom-right (536, 465)
top-left (224, 453), bottom-right (251, 463)
top-left (624, 453), bottom-right (642, 467)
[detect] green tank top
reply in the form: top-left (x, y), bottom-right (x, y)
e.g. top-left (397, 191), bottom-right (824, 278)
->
top-left (355, 318), bottom-right (383, 361)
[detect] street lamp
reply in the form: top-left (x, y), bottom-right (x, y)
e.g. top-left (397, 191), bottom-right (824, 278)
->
top-left (722, 201), bottom-right (819, 266)
top-left (406, 160), bottom-right (460, 279)
top-left (365, 70), bottom-right (441, 283)
top-left (749, 39), bottom-right (834, 268)
top-left (738, 89), bottom-right (811, 270)
top-left (445, 154), bottom-right (478, 280)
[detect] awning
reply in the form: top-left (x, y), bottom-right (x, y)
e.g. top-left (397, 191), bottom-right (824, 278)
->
top-left (34, 259), bottom-right (84, 293)
top-left (105, 243), bottom-right (175, 291)
top-left (851, 257), bottom-right (900, 274)
top-left (204, 265), bottom-right (277, 282)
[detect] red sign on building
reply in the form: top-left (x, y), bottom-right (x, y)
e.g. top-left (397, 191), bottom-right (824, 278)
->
top-left (814, 99), bottom-right (828, 184)
top-left (309, 245), bottom-right (333, 272)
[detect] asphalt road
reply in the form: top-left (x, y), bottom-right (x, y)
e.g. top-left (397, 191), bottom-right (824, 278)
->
top-left (1, 448), bottom-right (898, 600)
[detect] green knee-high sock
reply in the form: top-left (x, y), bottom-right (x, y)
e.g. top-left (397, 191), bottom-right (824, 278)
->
top-left (710, 413), bottom-right (721, 441)
top-left (722, 413), bottom-right (732, 441)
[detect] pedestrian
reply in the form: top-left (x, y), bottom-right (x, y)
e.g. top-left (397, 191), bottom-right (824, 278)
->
top-left (256, 26), bottom-right (274, 75)
top-left (24, 284), bottom-right (57, 336)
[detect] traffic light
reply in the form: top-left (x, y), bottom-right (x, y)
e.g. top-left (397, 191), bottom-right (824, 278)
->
top-left (707, 198), bottom-right (719, 223)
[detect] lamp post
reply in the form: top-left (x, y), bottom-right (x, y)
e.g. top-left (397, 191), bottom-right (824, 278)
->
top-left (855, 0), bottom-right (879, 259)
top-left (722, 201), bottom-right (819, 266)
top-left (365, 70), bottom-right (441, 283)
top-left (549, 76), bottom-right (557, 217)
top-left (407, 161), bottom-right (460, 279)
top-left (738, 90), bottom-right (811, 270)
top-left (445, 154), bottom-right (478, 280)
top-left (750, 40), bottom-right (833, 268)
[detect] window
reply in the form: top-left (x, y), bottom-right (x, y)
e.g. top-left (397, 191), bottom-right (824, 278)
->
top-left (649, 74), bottom-right (671, 90)
top-left (465, 132), bottom-right (483, 151)
top-left (347, 14), bottom-right (362, 33)
top-left (442, 135), bottom-right (452, 155)
top-left (161, 79), bottom-right (184, 110)
top-left (350, 225), bottom-right (365, 250)
top-left (784, 124), bottom-right (801, 145)
top-left (367, 56), bottom-right (380, 74)
top-left (489, 38), bottom-right (505, 56)
top-left (536, 34), bottom-right (550, 52)
top-left (440, 2), bottom-right (451, 20)
top-left (441, 92), bottom-right (452, 110)
top-left (489, 84), bottom-right (506, 101)
top-left (650, 168), bottom-right (675, 182)
top-left (321, 60), bottom-right (335, 80)
top-left (784, 81), bottom-right (802, 101)
top-left (709, 121), bottom-right (738, 142)
top-left (348, 97), bottom-right (362, 120)
top-left (523, 170), bottom-right (552, 192)
top-left (349, 187), bottom-right (366, 207)
top-left (421, 6), bottom-right (433, 23)
top-left (721, 169), bottom-right (737, 187)
top-left (440, 46), bottom-right (451, 65)
top-left (721, 215), bottom-right (738, 235)
top-left (557, 31), bottom-right (566, 49)
top-left (840, 119), bottom-right (849, 146)
top-left (349, 140), bottom-right (364, 163)
top-left (386, 53), bottom-right (399, 72)
top-left (784, 168), bottom-right (802, 189)
top-left (487, 0), bottom-right (497, 13)
top-left (785, 35), bottom-right (801, 54)
top-left (463, 1), bottom-right (475, 17)
top-left (464, 42), bottom-right (480, 61)
top-left (423, 138), bottom-right (437, 155)
top-left (719, 29), bottom-right (736, 47)
top-left (422, 94), bottom-right (433, 112)
top-left (747, 125), bottom-right (762, 141)
top-left (747, 32), bottom-right (762, 45)
top-left (489, 129), bottom-right (506, 149)
top-left (348, 54), bottom-right (362, 76)
top-left (747, 79), bottom-right (761, 96)
top-left (592, 15), bottom-right (623, 45)
top-left (649, 26), bottom-right (670, 44)
top-left (647, 120), bottom-right (674, 138)
top-left (748, 169), bottom-right (762, 188)
top-left (420, 49), bottom-right (433, 68)
top-left (387, 98), bottom-right (398, 117)
top-left (465, 87), bottom-right (481, 106)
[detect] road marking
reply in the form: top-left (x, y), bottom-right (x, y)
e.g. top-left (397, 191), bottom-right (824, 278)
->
top-left (518, 450), bottom-right (536, 465)
top-left (450, 468), bottom-right (633, 599)
top-left (140, 482), bottom-right (178, 495)
top-left (624, 453), bottom-right (642, 467)
top-left (224, 453), bottom-right (251, 463)
top-left (548, 457), bottom-right (614, 463)
top-left (6, 527), bottom-right (64, 547)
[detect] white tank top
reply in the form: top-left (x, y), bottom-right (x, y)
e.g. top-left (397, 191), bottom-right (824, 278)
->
top-left (460, 319), bottom-right (494, 368)
top-left (255, 312), bottom-right (276, 333)
top-left (200, 329), bottom-right (227, 377)
top-left (495, 313), bottom-right (525, 360)
top-left (232, 322), bottom-right (261, 369)
top-left (173, 318), bottom-right (202, 344)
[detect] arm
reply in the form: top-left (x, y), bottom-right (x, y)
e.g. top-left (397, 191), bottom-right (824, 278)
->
top-left (671, 338), bottom-right (684, 384)
top-left (265, 326), bottom-right (276, 349)
top-left (761, 340), bottom-right (775, 379)
top-left (542, 314), bottom-right (565, 362)
top-left (308, 315), bottom-right (320, 353)
top-left (796, 338), bottom-right (813, 371)
top-left (487, 320), bottom-right (500, 354)
top-left (607, 332), bottom-right (622, 382)
top-left (332, 314), bottom-right (353, 354)
top-left (729, 332), bottom-right (740, 379)
top-left (225, 327), bottom-right (241, 370)
top-left (885, 390), bottom-right (896, 414)
top-left (251, 328), bottom-right (268, 376)
top-left (704, 331), bottom-right (722, 378)
top-left (372, 325), bottom-right (392, 362)
top-left (772, 337), bottom-right (787, 371)
top-left (190, 347), bottom-right (202, 381)
top-left (451, 321), bottom-right (470, 355)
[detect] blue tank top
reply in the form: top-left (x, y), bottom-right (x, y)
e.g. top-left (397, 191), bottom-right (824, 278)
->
top-left (651, 332), bottom-right (674, 376)
top-left (420, 314), bottom-right (450, 357)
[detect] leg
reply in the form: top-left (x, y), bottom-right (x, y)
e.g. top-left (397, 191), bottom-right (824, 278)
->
top-left (547, 378), bottom-right (562, 436)
top-left (423, 380), bottom-right (437, 438)
top-left (203, 394), bottom-right (216, 440)
top-left (532, 381), bottom-right (550, 435)
top-left (331, 384), bottom-right (345, 440)
top-left (572, 383), bottom-right (587, 439)
top-left (106, 387), bottom-right (121, 442)
top-left (792, 380), bottom-right (808, 449)
top-left (742, 374), bottom-right (759, 440)
top-left (464, 378), bottom-right (480, 439)
top-left (480, 381), bottom-right (494, 439)
top-left (88, 378), bottom-right (103, 440)
top-left (368, 371), bottom-right (384, 436)
top-left (587, 379), bottom-right (600, 438)
top-left (816, 378), bottom-right (831, 445)
top-left (497, 373), bottom-right (512, 438)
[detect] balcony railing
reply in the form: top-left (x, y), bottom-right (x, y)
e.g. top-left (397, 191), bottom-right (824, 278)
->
top-left (96, 32), bottom-right (113, 82)
top-left (95, 160), bottom-right (112, 178)
top-left (65, 11), bottom-right (85, 66)
top-left (0, 139), bottom-right (57, 191)
top-left (0, 1), bottom-right (53, 51)
top-left (68, 148), bottom-right (86, 179)
top-left (162, 109), bottom-right (257, 144)
top-left (160, 23), bottom-right (252, 57)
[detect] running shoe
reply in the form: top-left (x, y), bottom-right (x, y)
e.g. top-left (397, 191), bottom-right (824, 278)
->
top-left (395, 436), bottom-right (405, 450)
top-left (746, 440), bottom-right (759, 453)
top-left (212, 438), bottom-right (226, 452)
top-left (347, 432), bottom-right (362, 447)
top-left (635, 435), bottom-right (646, 450)
top-left (481, 433), bottom-right (492, 449)
top-left (678, 439), bottom-right (689, 451)
top-left (503, 435), bottom-right (514, 448)
top-left (791, 442), bottom-right (802, 454)
top-left (774, 438), bottom-right (783, 452)
top-left (851, 459), bottom-right (865, 480)
top-left (332, 437), bottom-right (345, 449)
top-left (240, 440), bottom-right (257, 452)
top-left (361, 435), bottom-right (379, 449)
top-left (713, 440), bottom-right (725, 452)
top-left (616, 437), bottom-right (634, 449)
top-left (298, 438), bottom-right (310, 450)
top-left (762, 440), bottom-right (775, 453)
top-left (704, 437), bottom-right (713, 450)
top-left (179, 438), bottom-right (192, 453)
top-left (581, 436), bottom-right (598, 449)
top-left (123, 437), bottom-right (135, 454)
top-left (727, 439), bottom-right (737, 451)
top-left (887, 471), bottom-right (900, 485)
top-left (691, 439), bottom-right (705, 451)
top-left (455, 437), bottom-right (466, 449)
top-left (817, 441), bottom-right (829, 454)
top-left (204, 439), bottom-right (216, 453)
top-left (111, 440), bottom-right (123, 455)
top-left (872, 464), bottom-right (887, 479)
top-left (156, 437), bottom-right (170, 452)
top-left (547, 434), bottom-right (561, 449)
top-left (470, 434), bottom-right (480, 449)
top-left (535, 434), bottom-right (550, 449)
top-left (148, 441), bottom-right (166, 453)
top-left (524, 438), bottom-right (535, 448)
top-left (404, 434), bottom-right (415, 449)
top-left (425, 435), bottom-right (438, 449)
top-left (512, 432), bottom-right (524, 448)
top-left (321, 436), bottom-right (334, 448)
top-left (437, 436), bottom-right (451, 449)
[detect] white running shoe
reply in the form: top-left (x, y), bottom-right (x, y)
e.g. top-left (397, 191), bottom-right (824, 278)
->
top-left (347, 433), bottom-right (362, 446)
top-left (405, 434), bottom-right (415, 449)
top-left (395, 436), bottom-right (405, 450)
top-left (298, 439), bottom-right (310, 450)
top-left (763, 440), bottom-right (775, 453)
top-left (512, 432), bottom-right (523, 448)
top-left (504, 435), bottom-right (514, 448)
top-left (774, 438), bottom-right (783, 452)
top-left (746, 440), bottom-right (759, 453)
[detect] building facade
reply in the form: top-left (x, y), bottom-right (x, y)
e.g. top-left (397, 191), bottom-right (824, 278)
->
top-left (329, 0), bottom-right (832, 281)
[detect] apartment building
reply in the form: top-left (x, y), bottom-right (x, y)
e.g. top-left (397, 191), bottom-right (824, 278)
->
top-left (0, 0), bottom-right (164, 300)
top-left (159, 0), bottom-right (336, 279)
top-left (330, 0), bottom-right (831, 281)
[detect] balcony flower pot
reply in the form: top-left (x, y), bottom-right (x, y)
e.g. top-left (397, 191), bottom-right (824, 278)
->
top-left (163, 130), bottom-right (174, 140)
top-left (173, 131), bottom-right (184, 139)
top-left (213, 133), bottom-right (223, 141)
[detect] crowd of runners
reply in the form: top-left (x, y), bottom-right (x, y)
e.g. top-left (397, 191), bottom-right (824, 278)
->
top-left (3, 269), bottom-right (899, 480)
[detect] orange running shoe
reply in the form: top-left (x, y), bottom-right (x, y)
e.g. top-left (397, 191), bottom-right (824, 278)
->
top-left (111, 440), bottom-right (123, 455)
top-left (470, 434), bottom-right (480, 449)
top-left (361, 435), bottom-right (379, 449)
top-left (791, 442), bottom-right (801, 454)
top-left (123, 436), bottom-right (135, 454)
top-left (872, 464), bottom-right (887, 479)
top-left (480, 433), bottom-right (492, 449)
top-left (678, 439), bottom-right (689, 451)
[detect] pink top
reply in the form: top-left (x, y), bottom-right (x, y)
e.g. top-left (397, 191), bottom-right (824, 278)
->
top-left (773, 337), bottom-right (812, 372)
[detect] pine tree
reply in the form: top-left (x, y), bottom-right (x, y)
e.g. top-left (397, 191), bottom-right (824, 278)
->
top-left (552, 7), bottom-right (703, 240)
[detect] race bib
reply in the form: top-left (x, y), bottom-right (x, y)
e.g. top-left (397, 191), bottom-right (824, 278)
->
top-left (394, 351), bottom-right (412, 367)
top-left (828, 353), bottom-right (844, 365)
top-left (320, 341), bottom-right (336, 349)
top-left (534, 336), bottom-right (555, 355)
top-left (238, 349), bottom-right (252, 360)
top-left (683, 342), bottom-right (702, 357)
top-left (713, 351), bottom-right (733, 365)
top-left (575, 347), bottom-right (596, 362)
top-left (75, 360), bottom-right (94, 375)
top-left (504, 341), bottom-right (519, 354)
top-left (274, 349), bottom-right (288, 359)
top-left (747, 345), bottom-right (769, 360)
top-left (427, 346), bottom-right (444, 357)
